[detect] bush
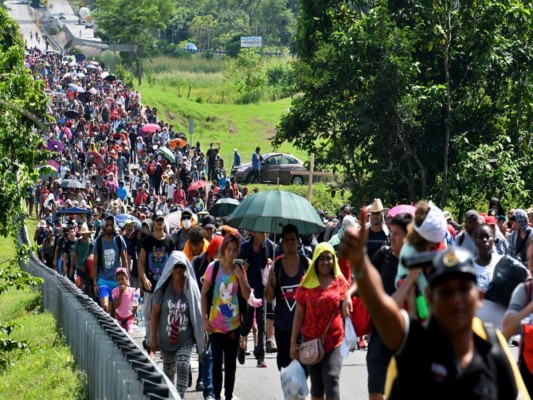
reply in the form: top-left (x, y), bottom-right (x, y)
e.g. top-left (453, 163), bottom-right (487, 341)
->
top-left (114, 63), bottom-right (134, 88)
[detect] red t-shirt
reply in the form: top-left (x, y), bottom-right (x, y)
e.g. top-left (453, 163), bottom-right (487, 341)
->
top-left (294, 277), bottom-right (348, 353)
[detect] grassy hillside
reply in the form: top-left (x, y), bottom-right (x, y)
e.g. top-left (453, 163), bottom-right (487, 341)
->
top-left (135, 55), bottom-right (305, 164)
top-left (139, 84), bottom-right (304, 164)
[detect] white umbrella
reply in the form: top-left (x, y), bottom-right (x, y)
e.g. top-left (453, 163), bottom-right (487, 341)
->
top-left (68, 61), bottom-right (80, 68)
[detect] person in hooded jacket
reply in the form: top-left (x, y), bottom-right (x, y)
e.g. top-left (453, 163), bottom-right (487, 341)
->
top-left (488, 197), bottom-right (506, 218)
top-left (508, 209), bottom-right (533, 263)
top-left (150, 251), bottom-right (204, 398)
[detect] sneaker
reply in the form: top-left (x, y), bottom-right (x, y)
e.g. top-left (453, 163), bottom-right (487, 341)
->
top-left (257, 359), bottom-right (267, 368)
top-left (238, 346), bottom-right (245, 365)
top-left (205, 397), bottom-right (215, 400)
top-left (266, 339), bottom-right (277, 353)
top-left (196, 381), bottom-right (204, 392)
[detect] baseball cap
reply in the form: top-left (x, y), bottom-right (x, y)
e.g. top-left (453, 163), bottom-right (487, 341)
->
top-left (202, 215), bottom-right (216, 229)
top-left (465, 210), bottom-right (480, 222)
top-left (428, 247), bottom-right (476, 288)
top-left (154, 210), bottom-right (165, 221)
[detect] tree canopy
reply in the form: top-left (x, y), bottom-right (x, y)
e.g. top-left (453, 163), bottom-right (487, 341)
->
top-left (0, 9), bottom-right (49, 236)
top-left (274, 0), bottom-right (532, 213)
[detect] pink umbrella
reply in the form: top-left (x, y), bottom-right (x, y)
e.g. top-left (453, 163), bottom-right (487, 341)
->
top-left (141, 123), bottom-right (161, 133)
top-left (104, 97), bottom-right (117, 107)
top-left (47, 140), bottom-right (64, 152)
top-left (388, 204), bottom-right (416, 218)
top-left (47, 159), bottom-right (60, 170)
top-left (61, 126), bottom-right (72, 140)
top-left (88, 87), bottom-right (98, 95)
top-left (88, 151), bottom-right (105, 168)
top-left (187, 180), bottom-right (210, 192)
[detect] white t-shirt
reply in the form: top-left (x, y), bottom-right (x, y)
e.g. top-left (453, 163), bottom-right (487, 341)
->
top-left (474, 254), bottom-right (502, 292)
top-left (474, 254), bottom-right (504, 328)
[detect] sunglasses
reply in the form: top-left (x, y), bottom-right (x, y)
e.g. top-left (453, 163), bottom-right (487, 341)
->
top-left (181, 215), bottom-right (192, 220)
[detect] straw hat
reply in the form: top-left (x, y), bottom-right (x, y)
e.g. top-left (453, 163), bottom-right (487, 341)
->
top-left (369, 198), bottom-right (389, 214)
top-left (79, 223), bottom-right (94, 235)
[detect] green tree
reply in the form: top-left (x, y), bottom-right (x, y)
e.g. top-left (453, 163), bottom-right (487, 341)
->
top-left (0, 9), bottom-right (45, 291)
top-left (190, 14), bottom-right (218, 50)
top-left (223, 48), bottom-right (266, 102)
top-left (94, 0), bottom-right (173, 84)
top-left (275, 0), bottom-right (532, 208)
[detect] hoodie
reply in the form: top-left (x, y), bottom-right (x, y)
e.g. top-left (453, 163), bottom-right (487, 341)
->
top-left (154, 251), bottom-right (204, 354)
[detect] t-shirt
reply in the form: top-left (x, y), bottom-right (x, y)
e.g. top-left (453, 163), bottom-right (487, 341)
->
top-left (505, 283), bottom-right (533, 324)
top-left (367, 230), bottom-right (390, 259)
top-left (203, 262), bottom-right (241, 334)
top-left (141, 234), bottom-right (175, 293)
top-left (93, 235), bottom-right (127, 281)
top-left (112, 286), bottom-right (136, 319)
top-left (372, 246), bottom-right (399, 296)
top-left (293, 277), bottom-right (348, 353)
top-left (238, 238), bottom-right (275, 298)
top-left (62, 239), bottom-right (76, 271)
top-left (273, 256), bottom-right (308, 333)
top-left (73, 238), bottom-right (92, 271)
top-left (152, 285), bottom-right (193, 352)
top-left (474, 254), bottom-right (503, 292)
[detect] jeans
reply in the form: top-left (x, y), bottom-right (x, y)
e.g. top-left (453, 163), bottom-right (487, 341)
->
top-left (240, 300), bottom-right (266, 359)
top-left (202, 339), bottom-right (214, 398)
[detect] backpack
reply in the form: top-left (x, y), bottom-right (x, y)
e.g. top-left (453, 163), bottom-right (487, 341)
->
top-left (205, 260), bottom-right (247, 321)
top-left (95, 235), bottom-right (124, 273)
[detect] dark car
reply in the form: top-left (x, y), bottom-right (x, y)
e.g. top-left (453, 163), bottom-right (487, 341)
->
top-left (231, 152), bottom-right (309, 185)
top-left (58, 12), bottom-right (66, 20)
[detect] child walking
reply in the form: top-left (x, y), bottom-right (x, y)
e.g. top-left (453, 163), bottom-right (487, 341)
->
top-left (112, 268), bottom-right (137, 335)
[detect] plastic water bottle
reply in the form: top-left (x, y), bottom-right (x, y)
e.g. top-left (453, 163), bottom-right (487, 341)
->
top-left (137, 294), bottom-right (144, 327)
top-left (416, 292), bottom-right (429, 320)
top-left (137, 307), bottom-right (144, 327)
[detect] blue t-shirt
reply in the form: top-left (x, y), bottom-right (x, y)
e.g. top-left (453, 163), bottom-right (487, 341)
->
top-left (93, 235), bottom-right (126, 281)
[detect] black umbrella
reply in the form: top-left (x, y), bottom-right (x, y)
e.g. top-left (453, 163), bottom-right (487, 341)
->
top-left (64, 110), bottom-right (79, 119)
top-left (103, 74), bottom-right (117, 82)
top-left (75, 53), bottom-right (86, 63)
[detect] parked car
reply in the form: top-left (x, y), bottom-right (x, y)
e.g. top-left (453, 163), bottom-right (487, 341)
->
top-left (58, 12), bottom-right (66, 20)
top-left (231, 153), bottom-right (309, 185)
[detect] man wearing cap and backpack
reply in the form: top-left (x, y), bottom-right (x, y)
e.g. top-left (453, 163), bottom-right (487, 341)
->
top-left (340, 208), bottom-right (529, 399)
top-left (92, 214), bottom-right (128, 315)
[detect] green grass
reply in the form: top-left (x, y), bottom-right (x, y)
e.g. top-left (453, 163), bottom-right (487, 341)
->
top-left (0, 217), bottom-right (87, 399)
top-left (138, 83), bottom-right (303, 164)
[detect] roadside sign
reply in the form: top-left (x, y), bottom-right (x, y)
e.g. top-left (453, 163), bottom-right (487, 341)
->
top-left (240, 36), bottom-right (262, 48)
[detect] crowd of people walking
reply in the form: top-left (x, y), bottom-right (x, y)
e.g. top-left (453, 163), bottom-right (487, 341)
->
top-left (26, 45), bottom-right (533, 399)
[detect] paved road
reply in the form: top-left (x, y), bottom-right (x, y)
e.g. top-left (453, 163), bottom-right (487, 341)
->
top-left (47, 0), bottom-right (100, 42)
top-left (5, 0), bottom-right (46, 51)
top-left (132, 320), bottom-right (369, 400)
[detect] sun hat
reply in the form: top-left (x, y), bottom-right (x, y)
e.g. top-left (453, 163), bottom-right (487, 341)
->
top-left (369, 198), bottom-right (389, 214)
top-left (79, 223), bottom-right (93, 235)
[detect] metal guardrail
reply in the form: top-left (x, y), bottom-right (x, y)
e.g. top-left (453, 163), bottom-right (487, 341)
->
top-left (17, 225), bottom-right (180, 400)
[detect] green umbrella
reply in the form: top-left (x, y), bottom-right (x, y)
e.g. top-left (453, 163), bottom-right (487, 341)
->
top-left (209, 198), bottom-right (240, 217)
top-left (158, 146), bottom-right (175, 162)
top-left (227, 190), bottom-right (325, 235)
